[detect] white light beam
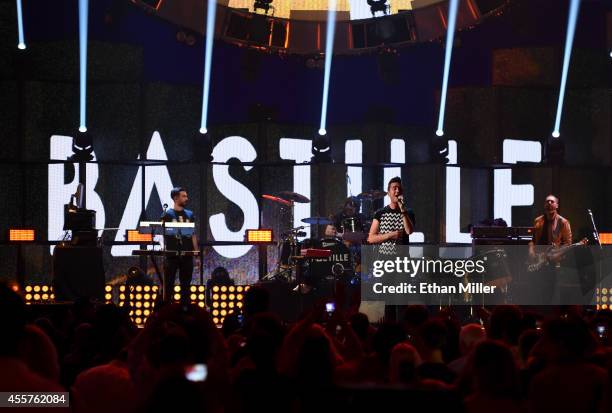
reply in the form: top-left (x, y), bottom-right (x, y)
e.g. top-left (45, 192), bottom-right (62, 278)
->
top-left (435, 0), bottom-right (459, 137)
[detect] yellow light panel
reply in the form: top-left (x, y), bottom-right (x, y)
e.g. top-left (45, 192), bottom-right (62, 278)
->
top-left (9, 229), bottom-right (35, 242)
top-left (600, 233), bottom-right (612, 245)
top-left (126, 230), bottom-right (153, 243)
top-left (246, 229), bottom-right (273, 243)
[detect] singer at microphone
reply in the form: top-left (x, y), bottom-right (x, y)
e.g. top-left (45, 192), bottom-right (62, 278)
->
top-left (367, 176), bottom-right (415, 255)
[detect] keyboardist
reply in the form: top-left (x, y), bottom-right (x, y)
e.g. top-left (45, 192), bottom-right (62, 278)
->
top-left (162, 187), bottom-right (199, 304)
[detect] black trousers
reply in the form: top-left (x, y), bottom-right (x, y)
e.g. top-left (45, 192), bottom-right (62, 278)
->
top-left (163, 256), bottom-right (193, 303)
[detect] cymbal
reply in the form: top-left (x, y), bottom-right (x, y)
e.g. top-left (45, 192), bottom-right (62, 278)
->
top-left (278, 191), bottom-right (310, 203)
top-left (302, 216), bottom-right (332, 225)
top-left (357, 189), bottom-right (386, 200)
top-left (262, 194), bottom-right (292, 207)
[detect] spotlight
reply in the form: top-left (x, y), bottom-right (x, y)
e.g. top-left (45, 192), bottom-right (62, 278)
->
top-left (253, 0), bottom-right (274, 15)
top-left (18, 43), bottom-right (26, 50)
top-left (430, 136), bottom-right (450, 164)
top-left (199, 127), bottom-right (207, 134)
top-left (368, 0), bottom-right (389, 17)
top-left (79, 126), bottom-right (87, 133)
top-left (552, 130), bottom-right (560, 138)
top-left (318, 128), bottom-right (327, 136)
top-left (436, 129), bottom-right (444, 137)
top-left (312, 135), bottom-right (332, 163)
top-left (69, 130), bottom-right (94, 162)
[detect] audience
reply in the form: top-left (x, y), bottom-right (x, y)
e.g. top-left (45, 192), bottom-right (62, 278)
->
top-left (416, 319), bottom-right (456, 384)
top-left (1, 278), bottom-right (611, 413)
top-left (463, 340), bottom-right (523, 413)
top-left (448, 323), bottom-right (485, 376)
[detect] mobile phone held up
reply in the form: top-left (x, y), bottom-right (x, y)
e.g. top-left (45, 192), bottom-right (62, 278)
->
top-left (185, 364), bottom-right (208, 382)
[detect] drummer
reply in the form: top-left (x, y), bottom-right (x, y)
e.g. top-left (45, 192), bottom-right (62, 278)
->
top-left (323, 223), bottom-right (338, 238)
top-left (333, 198), bottom-right (367, 236)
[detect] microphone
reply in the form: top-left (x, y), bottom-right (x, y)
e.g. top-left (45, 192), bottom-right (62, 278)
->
top-left (397, 195), bottom-right (404, 206)
top-left (161, 203), bottom-right (169, 220)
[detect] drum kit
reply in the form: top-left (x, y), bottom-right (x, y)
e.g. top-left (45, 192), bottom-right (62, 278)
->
top-left (261, 188), bottom-right (387, 288)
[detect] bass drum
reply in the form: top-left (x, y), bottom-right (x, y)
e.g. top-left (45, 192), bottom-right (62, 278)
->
top-left (308, 238), bottom-right (353, 280)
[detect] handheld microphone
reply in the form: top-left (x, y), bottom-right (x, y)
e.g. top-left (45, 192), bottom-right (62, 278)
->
top-left (161, 203), bottom-right (169, 219)
top-left (397, 195), bottom-right (404, 206)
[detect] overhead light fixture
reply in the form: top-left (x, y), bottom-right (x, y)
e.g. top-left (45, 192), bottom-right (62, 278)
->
top-left (312, 134), bottom-right (333, 163)
top-left (69, 130), bottom-right (94, 162)
top-left (368, 0), bottom-right (390, 17)
top-left (430, 136), bottom-right (450, 164)
top-left (253, 0), bottom-right (274, 15)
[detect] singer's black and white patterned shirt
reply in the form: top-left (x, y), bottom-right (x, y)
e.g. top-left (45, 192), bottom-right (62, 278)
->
top-left (373, 205), bottom-right (415, 255)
